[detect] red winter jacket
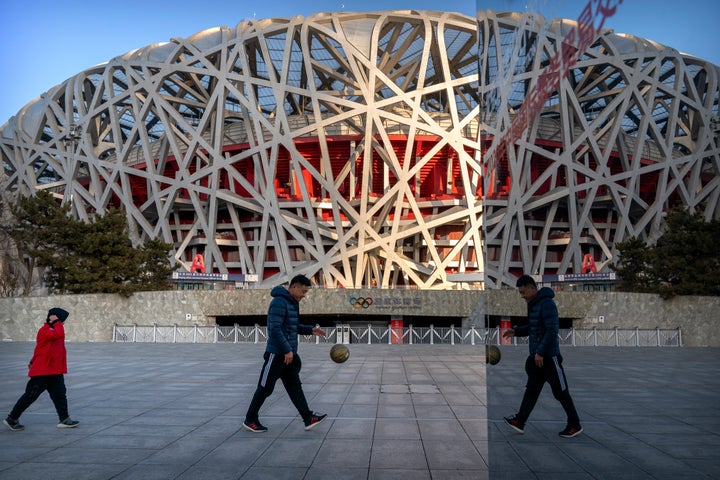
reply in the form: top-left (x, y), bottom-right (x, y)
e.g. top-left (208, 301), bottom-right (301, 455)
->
top-left (28, 322), bottom-right (67, 376)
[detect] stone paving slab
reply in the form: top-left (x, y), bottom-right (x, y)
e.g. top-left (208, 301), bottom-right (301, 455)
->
top-left (0, 342), bottom-right (718, 479)
top-left (488, 346), bottom-right (720, 480)
top-left (0, 343), bottom-right (488, 480)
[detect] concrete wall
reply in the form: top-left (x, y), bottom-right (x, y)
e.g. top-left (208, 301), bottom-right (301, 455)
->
top-left (485, 290), bottom-right (719, 347)
top-left (1, 289), bottom-right (718, 346)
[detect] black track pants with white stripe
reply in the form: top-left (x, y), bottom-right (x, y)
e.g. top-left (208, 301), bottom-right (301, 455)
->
top-left (245, 351), bottom-right (312, 423)
top-left (516, 354), bottom-right (580, 427)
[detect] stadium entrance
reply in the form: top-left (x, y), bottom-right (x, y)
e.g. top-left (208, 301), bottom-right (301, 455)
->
top-left (215, 314), bottom-right (463, 329)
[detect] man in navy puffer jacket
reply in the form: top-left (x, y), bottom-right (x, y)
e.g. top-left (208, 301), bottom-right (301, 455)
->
top-left (502, 275), bottom-right (583, 438)
top-left (243, 275), bottom-right (327, 433)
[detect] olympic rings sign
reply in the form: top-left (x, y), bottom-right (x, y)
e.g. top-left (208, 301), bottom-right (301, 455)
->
top-left (349, 297), bottom-right (374, 309)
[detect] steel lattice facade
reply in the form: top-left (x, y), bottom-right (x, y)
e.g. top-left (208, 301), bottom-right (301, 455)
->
top-left (478, 11), bottom-right (719, 286)
top-left (1, 10), bottom-right (718, 289)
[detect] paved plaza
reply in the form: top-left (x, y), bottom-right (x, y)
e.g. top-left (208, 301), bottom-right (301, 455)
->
top-left (0, 342), bottom-right (718, 479)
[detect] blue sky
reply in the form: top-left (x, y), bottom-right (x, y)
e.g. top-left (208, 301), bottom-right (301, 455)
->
top-left (1, 0), bottom-right (718, 123)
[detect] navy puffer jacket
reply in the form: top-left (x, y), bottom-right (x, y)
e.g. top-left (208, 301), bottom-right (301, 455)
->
top-left (512, 287), bottom-right (561, 357)
top-left (265, 285), bottom-right (314, 354)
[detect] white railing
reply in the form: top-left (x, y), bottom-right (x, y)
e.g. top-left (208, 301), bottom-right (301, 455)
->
top-left (112, 324), bottom-right (682, 347)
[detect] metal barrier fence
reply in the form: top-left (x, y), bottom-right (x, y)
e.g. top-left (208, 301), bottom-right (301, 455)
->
top-left (112, 324), bottom-right (682, 347)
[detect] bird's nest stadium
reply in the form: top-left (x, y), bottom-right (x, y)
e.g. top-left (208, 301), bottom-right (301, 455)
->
top-left (1, 10), bottom-right (718, 289)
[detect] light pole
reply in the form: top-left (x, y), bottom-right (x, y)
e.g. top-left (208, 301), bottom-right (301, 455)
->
top-left (62, 123), bottom-right (81, 208)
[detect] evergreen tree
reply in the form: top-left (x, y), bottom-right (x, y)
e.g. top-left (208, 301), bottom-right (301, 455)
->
top-left (4, 193), bottom-right (176, 296)
top-left (135, 238), bottom-right (177, 291)
top-left (5, 191), bottom-right (75, 295)
top-left (612, 208), bottom-right (720, 298)
top-left (610, 237), bottom-right (656, 293)
top-left (60, 210), bottom-right (137, 295)
top-left (651, 208), bottom-right (720, 298)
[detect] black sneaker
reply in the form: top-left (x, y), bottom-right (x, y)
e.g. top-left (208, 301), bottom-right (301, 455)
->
top-left (304, 413), bottom-right (327, 431)
top-left (242, 420), bottom-right (268, 433)
top-left (503, 415), bottom-right (525, 434)
top-left (57, 418), bottom-right (79, 429)
top-left (559, 425), bottom-right (583, 438)
top-left (3, 417), bottom-right (24, 431)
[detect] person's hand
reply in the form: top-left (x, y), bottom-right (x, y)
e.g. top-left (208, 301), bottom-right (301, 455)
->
top-left (312, 327), bottom-right (326, 337)
top-left (534, 353), bottom-right (544, 367)
top-left (502, 329), bottom-right (515, 339)
top-left (284, 351), bottom-right (294, 365)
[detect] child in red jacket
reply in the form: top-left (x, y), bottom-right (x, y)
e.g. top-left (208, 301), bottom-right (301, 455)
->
top-left (3, 307), bottom-right (79, 431)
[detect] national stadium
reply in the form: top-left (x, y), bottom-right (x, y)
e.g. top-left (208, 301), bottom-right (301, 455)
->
top-left (1, 9), bottom-right (719, 290)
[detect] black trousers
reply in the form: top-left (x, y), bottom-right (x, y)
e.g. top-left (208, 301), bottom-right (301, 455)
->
top-left (516, 354), bottom-right (580, 427)
top-left (245, 352), bottom-right (312, 422)
top-left (9, 375), bottom-right (69, 422)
